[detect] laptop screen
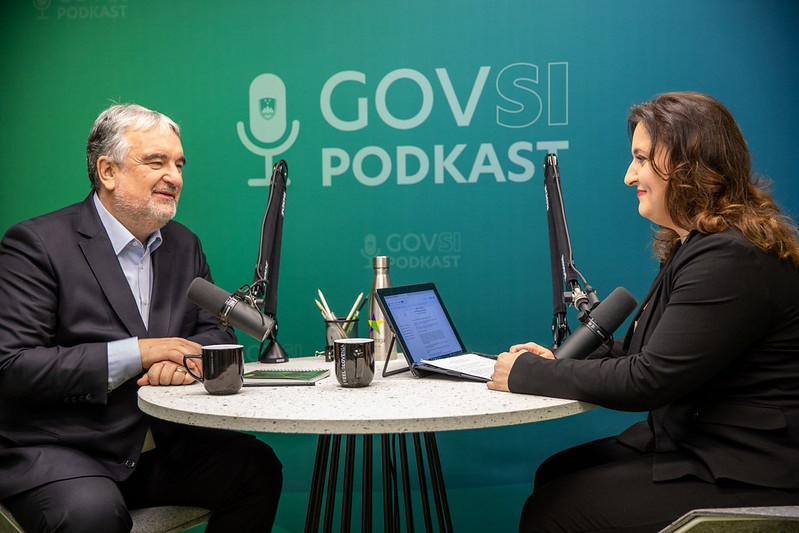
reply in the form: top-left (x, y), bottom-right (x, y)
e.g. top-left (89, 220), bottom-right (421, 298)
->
top-left (377, 283), bottom-right (466, 364)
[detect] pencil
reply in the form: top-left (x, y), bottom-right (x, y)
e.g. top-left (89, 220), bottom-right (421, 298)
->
top-left (314, 299), bottom-right (335, 320)
top-left (344, 292), bottom-right (364, 323)
top-left (316, 298), bottom-right (347, 338)
top-left (317, 289), bottom-right (334, 318)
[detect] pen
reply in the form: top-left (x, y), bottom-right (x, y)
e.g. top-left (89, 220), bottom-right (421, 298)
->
top-left (356, 295), bottom-right (368, 316)
top-left (345, 294), bottom-right (369, 336)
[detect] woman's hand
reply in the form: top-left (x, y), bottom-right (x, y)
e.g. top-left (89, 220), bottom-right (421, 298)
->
top-left (486, 342), bottom-right (554, 392)
top-left (487, 351), bottom-right (522, 392)
top-left (509, 342), bottom-right (555, 359)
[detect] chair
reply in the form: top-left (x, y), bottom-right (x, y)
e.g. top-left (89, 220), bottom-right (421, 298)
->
top-left (0, 501), bottom-right (210, 533)
top-left (659, 506), bottom-right (799, 533)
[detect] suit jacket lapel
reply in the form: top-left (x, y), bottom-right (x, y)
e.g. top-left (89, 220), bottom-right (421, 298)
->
top-left (148, 234), bottom-right (175, 337)
top-left (623, 235), bottom-right (693, 353)
top-left (76, 195), bottom-right (148, 338)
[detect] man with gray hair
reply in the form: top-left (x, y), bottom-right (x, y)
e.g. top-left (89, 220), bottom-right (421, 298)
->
top-left (0, 104), bottom-right (282, 531)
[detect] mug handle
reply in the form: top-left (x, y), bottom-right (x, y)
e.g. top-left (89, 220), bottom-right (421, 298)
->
top-left (183, 354), bottom-right (204, 382)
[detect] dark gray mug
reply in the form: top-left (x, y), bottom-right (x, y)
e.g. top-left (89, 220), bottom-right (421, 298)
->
top-left (334, 338), bottom-right (374, 387)
top-left (183, 344), bottom-right (244, 395)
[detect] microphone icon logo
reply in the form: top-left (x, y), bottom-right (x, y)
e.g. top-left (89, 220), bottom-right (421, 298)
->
top-left (260, 98), bottom-right (276, 120)
top-left (237, 73), bottom-right (300, 187)
top-left (361, 233), bottom-right (383, 267)
top-left (33, 0), bottom-right (51, 19)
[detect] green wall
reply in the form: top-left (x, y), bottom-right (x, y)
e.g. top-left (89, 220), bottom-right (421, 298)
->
top-left (2, 1), bottom-right (798, 531)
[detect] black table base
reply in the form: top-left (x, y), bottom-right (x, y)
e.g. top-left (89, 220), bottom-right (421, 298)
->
top-left (305, 432), bottom-right (453, 533)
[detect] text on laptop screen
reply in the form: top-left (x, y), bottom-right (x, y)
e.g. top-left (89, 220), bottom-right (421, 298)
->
top-left (381, 289), bottom-right (464, 362)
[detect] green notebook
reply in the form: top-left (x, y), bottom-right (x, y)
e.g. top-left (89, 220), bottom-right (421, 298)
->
top-left (243, 368), bottom-right (330, 386)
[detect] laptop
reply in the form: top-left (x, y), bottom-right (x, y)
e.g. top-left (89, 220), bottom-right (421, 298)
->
top-left (375, 283), bottom-right (497, 382)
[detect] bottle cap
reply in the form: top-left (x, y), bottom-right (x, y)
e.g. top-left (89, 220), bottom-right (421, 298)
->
top-left (373, 256), bottom-right (389, 269)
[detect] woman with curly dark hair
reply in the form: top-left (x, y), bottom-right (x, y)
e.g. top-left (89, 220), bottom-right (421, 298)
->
top-left (489, 92), bottom-right (799, 532)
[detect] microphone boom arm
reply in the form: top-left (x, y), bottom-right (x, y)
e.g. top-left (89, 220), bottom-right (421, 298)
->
top-left (543, 154), bottom-right (600, 349)
top-left (253, 160), bottom-right (289, 363)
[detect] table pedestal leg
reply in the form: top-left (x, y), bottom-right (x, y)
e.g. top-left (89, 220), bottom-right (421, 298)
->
top-left (305, 434), bottom-right (331, 533)
top-left (322, 435), bottom-right (341, 532)
top-left (305, 433), bottom-right (452, 533)
top-left (413, 434), bottom-right (433, 531)
top-left (362, 435), bottom-right (372, 533)
top-left (424, 432), bottom-right (453, 532)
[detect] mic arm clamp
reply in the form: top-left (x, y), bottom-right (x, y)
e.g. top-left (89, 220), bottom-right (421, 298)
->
top-left (217, 293), bottom-right (241, 330)
top-left (217, 285), bottom-right (265, 331)
top-left (565, 283), bottom-right (600, 323)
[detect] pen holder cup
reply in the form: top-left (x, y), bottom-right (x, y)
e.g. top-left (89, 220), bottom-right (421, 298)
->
top-left (324, 318), bottom-right (359, 362)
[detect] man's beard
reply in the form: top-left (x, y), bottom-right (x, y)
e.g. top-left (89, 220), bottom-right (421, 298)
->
top-left (113, 184), bottom-right (178, 233)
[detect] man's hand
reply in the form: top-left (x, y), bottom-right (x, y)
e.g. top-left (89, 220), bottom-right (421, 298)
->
top-left (137, 361), bottom-right (197, 387)
top-left (138, 337), bottom-right (202, 369)
top-left (486, 341), bottom-right (554, 392)
top-left (137, 337), bottom-right (202, 387)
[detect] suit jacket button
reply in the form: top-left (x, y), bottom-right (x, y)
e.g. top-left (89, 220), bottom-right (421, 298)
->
top-left (125, 460), bottom-right (136, 469)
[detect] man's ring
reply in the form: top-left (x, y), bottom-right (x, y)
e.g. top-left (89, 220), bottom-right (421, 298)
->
top-left (176, 367), bottom-right (186, 374)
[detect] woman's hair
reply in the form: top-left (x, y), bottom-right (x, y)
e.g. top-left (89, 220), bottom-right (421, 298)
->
top-left (86, 103), bottom-right (180, 191)
top-left (628, 91), bottom-right (799, 268)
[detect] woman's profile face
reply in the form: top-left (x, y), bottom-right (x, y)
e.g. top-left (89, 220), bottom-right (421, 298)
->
top-left (624, 123), bottom-right (684, 237)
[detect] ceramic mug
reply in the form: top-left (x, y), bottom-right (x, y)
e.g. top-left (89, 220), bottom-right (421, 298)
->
top-left (333, 338), bottom-right (374, 387)
top-left (183, 344), bottom-right (244, 395)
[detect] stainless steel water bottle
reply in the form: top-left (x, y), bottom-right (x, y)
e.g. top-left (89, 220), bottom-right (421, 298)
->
top-left (368, 255), bottom-right (395, 360)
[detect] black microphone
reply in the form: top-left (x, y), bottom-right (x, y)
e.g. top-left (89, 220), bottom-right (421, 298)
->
top-left (554, 287), bottom-right (638, 360)
top-left (187, 277), bottom-right (276, 342)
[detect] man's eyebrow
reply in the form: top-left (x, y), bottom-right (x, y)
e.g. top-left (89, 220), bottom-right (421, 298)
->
top-left (140, 152), bottom-right (186, 165)
top-left (140, 152), bottom-right (168, 162)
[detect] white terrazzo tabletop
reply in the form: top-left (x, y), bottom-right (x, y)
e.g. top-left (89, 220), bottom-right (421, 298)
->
top-left (138, 356), bottom-right (594, 435)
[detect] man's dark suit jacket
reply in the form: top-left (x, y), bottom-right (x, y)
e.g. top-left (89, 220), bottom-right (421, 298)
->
top-left (0, 194), bottom-right (236, 500)
top-left (508, 229), bottom-right (799, 489)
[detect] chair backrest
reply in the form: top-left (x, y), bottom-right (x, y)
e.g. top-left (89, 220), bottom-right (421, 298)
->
top-left (130, 506), bottom-right (211, 533)
top-left (0, 501), bottom-right (210, 533)
top-left (0, 503), bottom-right (23, 533)
top-left (660, 506), bottom-right (799, 533)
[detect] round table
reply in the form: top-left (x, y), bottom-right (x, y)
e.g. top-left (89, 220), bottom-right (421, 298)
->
top-left (138, 356), bottom-right (593, 434)
top-left (138, 356), bottom-right (594, 532)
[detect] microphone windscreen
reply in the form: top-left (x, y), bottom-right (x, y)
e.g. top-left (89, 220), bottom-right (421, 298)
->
top-left (187, 277), bottom-right (227, 314)
top-left (591, 287), bottom-right (638, 332)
